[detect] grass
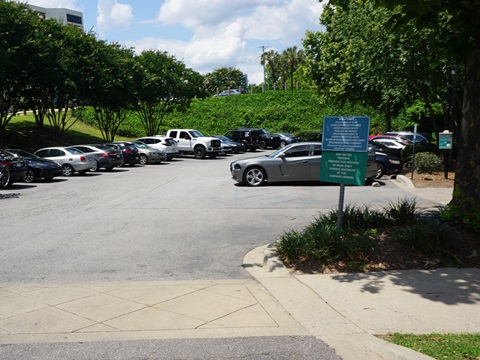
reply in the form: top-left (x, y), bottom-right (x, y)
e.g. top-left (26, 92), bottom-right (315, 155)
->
top-left (382, 333), bottom-right (480, 360)
top-left (2, 112), bottom-right (130, 152)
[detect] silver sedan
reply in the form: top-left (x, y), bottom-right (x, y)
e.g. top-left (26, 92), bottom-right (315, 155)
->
top-left (230, 142), bottom-right (377, 186)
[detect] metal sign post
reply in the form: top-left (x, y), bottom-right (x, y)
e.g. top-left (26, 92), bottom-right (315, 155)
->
top-left (320, 116), bottom-right (370, 229)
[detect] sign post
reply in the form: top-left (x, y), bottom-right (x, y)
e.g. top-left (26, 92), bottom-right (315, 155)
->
top-left (320, 116), bottom-right (370, 229)
top-left (439, 130), bottom-right (453, 179)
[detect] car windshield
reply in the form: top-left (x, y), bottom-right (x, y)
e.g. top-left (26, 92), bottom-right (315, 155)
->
top-left (65, 148), bottom-right (83, 155)
top-left (133, 142), bottom-right (148, 149)
top-left (267, 144), bottom-right (296, 158)
top-left (190, 130), bottom-right (204, 138)
top-left (9, 149), bottom-right (38, 160)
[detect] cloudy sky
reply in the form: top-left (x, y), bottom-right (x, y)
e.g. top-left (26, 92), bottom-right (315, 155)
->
top-left (20, 0), bottom-right (325, 84)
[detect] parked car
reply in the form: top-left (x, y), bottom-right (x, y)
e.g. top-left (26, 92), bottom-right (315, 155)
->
top-left (69, 144), bottom-right (124, 171)
top-left (131, 141), bottom-right (166, 164)
top-left (369, 139), bottom-right (405, 158)
top-left (0, 162), bottom-right (9, 188)
top-left (385, 131), bottom-right (433, 143)
top-left (215, 89), bottom-right (241, 97)
top-left (104, 142), bottom-right (140, 166)
top-left (224, 128), bottom-right (280, 151)
top-left (369, 142), bottom-right (403, 178)
top-left (369, 134), bottom-right (411, 145)
top-left (275, 133), bottom-right (300, 148)
top-left (34, 147), bottom-right (96, 176)
top-left (4, 149), bottom-right (62, 183)
top-left (230, 142), bottom-right (377, 186)
top-left (244, 128), bottom-right (281, 149)
top-left (136, 136), bottom-right (179, 161)
top-left (0, 150), bottom-right (27, 187)
top-left (214, 136), bottom-right (245, 154)
top-left (224, 129), bottom-right (259, 152)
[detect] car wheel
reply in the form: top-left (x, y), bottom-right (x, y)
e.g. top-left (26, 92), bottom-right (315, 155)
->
top-left (280, 141), bottom-right (287, 148)
top-left (258, 141), bottom-right (267, 150)
top-left (375, 162), bottom-right (385, 179)
top-left (90, 161), bottom-right (99, 172)
top-left (244, 166), bottom-right (266, 186)
top-left (62, 164), bottom-right (74, 177)
top-left (24, 168), bottom-right (36, 183)
top-left (0, 166), bottom-right (10, 188)
top-left (194, 146), bottom-right (206, 159)
top-left (140, 154), bottom-right (148, 165)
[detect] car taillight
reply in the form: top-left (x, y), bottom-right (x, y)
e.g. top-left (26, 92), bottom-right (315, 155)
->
top-left (80, 156), bottom-right (86, 161)
top-left (124, 149), bottom-right (132, 153)
top-left (1, 160), bottom-right (11, 166)
top-left (102, 153), bottom-right (109, 158)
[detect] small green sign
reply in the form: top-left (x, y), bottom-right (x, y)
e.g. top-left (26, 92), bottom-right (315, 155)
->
top-left (320, 151), bottom-right (368, 186)
top-left (439, 132), bottom-right (453, 149)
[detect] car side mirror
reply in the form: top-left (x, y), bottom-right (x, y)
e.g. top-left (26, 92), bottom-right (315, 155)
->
top-left (279, 154), bottom-right (286, 159)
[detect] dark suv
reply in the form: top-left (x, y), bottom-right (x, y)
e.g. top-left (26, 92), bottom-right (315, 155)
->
top-left (224, 128), bottom-right (281, 151)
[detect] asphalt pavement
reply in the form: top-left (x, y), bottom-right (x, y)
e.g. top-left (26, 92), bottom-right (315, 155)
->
top-left (1, 179), bottom-right (479, 359)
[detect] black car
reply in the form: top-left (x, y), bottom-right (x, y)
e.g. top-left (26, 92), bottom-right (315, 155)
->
top-left (4, 149), bottom-right (63, 183)
top-left (224, 128), bottom-right (280, 151)
top-left (369, 142), bottom-right (403, 179)
top-left (0, 150), bottom-right (27, 187)
top-left (275, 133), bottom-right (300, 148)
top-left (214, 136), bottom-right (246, 154)
top-left (104, 142), bottom-right (140, 166)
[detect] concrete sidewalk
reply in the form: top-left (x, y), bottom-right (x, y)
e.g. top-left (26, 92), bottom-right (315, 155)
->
top-left (2, 184), bottom-right (477, 359)
top-left (0, 279), bottom-right (308, 345)
top-left (246, 245), bottom-right (480, 360)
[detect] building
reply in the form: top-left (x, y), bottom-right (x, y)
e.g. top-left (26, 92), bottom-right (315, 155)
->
top-left (28, 5), bottom-right (83, 29)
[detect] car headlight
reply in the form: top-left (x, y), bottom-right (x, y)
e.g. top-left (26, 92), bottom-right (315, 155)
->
top-left (388, 159), bottom-right (401, 165)
top-left (232, 163), bottom-right (242, 170)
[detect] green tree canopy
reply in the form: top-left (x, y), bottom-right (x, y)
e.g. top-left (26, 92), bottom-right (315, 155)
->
top-left (203, 67), bottom-right (247, 95)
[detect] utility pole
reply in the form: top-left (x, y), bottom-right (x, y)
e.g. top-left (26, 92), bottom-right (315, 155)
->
top-left (261, 45), bottom-right (266, 92)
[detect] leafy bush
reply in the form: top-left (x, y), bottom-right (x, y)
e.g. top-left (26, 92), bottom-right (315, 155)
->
top-left (401, 142), bottom-right (439, 165)
top-left (385, 198), bottom-right (418, 225)
top-left (414, 152), bottom-right (443, 173)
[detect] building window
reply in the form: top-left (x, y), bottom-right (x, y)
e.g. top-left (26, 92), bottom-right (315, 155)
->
top-left (66, 14), bottom-right (82, 25)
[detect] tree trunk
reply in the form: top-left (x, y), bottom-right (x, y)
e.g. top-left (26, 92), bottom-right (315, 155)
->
top-left (450, 47), bottom-right (480, 217)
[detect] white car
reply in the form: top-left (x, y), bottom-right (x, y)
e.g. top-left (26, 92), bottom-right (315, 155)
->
top-left (34, 147), bottom-right (96, 176)
top-left (136, 136), bottom-right (179, 161)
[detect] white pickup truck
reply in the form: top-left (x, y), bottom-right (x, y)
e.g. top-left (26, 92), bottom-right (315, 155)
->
top-left (166, 129), bottom-right (222, 159)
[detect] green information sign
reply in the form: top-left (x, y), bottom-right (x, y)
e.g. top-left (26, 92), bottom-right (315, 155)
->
top-left (320, 151), bottom-right (368, 186)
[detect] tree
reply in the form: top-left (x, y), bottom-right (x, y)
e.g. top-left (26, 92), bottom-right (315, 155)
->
top-left (203, 67), bottom-right (247, 95)
top-left (135, 50), bottom-right (206, 136)
top-left (0, 1), bottom-right (40, 145)
top-left (367, 0), bottom-right (480, 230)
top-left (260, 50), bottom-right (281, 89)
top-left (81, 40), bottom-right (139, 142)
top-left (304, 1), bottom-right (449, 132)
top-left (282, 46), bottom-right (305, 90)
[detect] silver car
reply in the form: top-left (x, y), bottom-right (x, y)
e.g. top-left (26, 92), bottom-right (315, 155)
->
top-left (131, 141), bottom-right (166, 164)
top-left (230, 142), bottom-right (377, 186)
top-left (136, 136), bottom-right (179, 161)
top-left (34, 147), bottom-right (96, 177)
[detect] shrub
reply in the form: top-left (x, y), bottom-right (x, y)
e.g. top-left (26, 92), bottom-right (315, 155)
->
top-left (401, 142), bottom-right (439, 165)
top-left (385, 198), bottom-right (418, 225)
top-left (414, 152), bottom-right (443, 173)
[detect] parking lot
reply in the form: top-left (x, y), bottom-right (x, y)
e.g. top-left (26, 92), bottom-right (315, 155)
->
top-left (0, 150), bottom-right (432, 284)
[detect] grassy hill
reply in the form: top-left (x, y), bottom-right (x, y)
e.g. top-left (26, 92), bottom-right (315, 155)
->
top-left (2, 90), bottom-right (382, 152)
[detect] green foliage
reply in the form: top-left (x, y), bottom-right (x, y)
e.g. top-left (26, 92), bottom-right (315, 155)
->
top-left (414, 152), bottom-right (443, 173)
top-left (393, 219), bottom-right (461, 261)
top-left (384, 333), bottom-right (480, 360)
top-left (385, 198), bottom-right (418, 225)
top-left (442, 187), bottom-right (480, 233)
top-left (204, 67), bottom-right (247, 95)
top-left (401, 142), bottom-right (439, 165)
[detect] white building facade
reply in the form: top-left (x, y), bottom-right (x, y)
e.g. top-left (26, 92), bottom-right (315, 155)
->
top-left (28, 5), bottom-right (83, 29)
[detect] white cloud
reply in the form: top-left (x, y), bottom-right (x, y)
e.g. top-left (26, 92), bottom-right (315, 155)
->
top-left (97, 0), bottom-right (134, 34)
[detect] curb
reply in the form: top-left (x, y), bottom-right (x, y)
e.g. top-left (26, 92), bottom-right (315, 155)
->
top-left (394, 174), bottom-right (415, 188)
top-left (256, 245), bottom-right (435, 360)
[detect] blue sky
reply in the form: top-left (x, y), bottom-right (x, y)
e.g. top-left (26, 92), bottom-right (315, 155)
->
top-left (20, 0), bottom-right (325, 84)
